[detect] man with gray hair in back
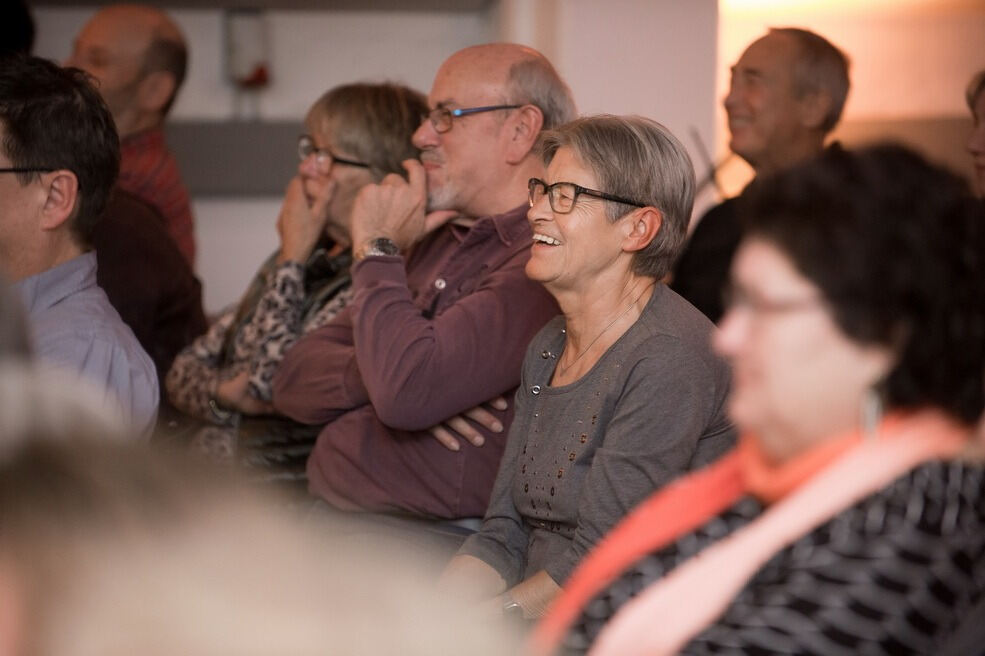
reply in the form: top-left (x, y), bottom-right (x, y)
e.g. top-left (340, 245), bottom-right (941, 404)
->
top-left (672, 27), bottom-right (850, 323)
top-left (273, 44), bottom-right (575, 522)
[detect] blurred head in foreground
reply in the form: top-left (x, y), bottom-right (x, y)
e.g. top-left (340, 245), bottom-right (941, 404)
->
top-left (0, 435), bottom-right (514, 656)
top-left (716, 143), bottom-right (985, 460)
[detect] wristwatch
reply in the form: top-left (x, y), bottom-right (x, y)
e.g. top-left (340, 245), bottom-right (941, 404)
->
top-left (354, 236), bottom-right (400, 261)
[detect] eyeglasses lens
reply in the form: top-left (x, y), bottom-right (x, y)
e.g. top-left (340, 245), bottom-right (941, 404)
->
top-left (426, 108), bottom-right (452, 133)
top-left (298, 137), bottom-right (334, 171)
top-left (298, 137), bottom-right (314, 161)
top-left (551, 184), bottom-right (576, 213)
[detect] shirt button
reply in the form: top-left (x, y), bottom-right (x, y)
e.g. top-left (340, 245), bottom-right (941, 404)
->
top-left (531, 385), bottom-right (541, 395)
top-left (434, 278), bottom-right (447, 290)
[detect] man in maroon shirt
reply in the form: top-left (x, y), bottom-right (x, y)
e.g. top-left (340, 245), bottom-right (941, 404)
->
top-left (67, 4), bottom-right (196, 266)
top-left (272, 44), bottom-right (575, 519)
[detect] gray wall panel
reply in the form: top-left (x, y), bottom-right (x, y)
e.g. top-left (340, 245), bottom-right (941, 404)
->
top-left (165, 121), bottom-right (300, 196)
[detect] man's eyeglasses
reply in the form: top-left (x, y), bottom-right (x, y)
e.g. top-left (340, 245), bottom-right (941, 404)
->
top-left (297, 135), bottom-right (370, 172)
top-left (528, 177), bottom-right (646, 215)
top-left (423, 104), bottom-right (522, 134)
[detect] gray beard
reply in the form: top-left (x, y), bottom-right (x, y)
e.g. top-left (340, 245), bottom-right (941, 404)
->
top-left (426, 185), bottom-right (459, 214)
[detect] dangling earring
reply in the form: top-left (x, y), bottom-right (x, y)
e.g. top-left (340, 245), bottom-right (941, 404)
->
top-left (860, 384), bottom-right (884, 439)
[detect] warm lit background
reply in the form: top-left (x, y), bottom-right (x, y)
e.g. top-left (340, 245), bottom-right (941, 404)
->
top-left (716, 0), bottom-right (985, 196)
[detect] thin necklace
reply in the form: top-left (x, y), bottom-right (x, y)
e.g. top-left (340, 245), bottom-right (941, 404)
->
top-left (556, 281), bottom-right (655, 379)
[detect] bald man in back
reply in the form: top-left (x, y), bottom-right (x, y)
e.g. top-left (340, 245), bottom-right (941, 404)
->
top-left (67, 5), bottom-right (196, 266)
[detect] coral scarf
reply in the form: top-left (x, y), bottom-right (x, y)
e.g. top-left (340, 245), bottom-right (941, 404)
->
top-left (530, 412), bottom-right (968, 655)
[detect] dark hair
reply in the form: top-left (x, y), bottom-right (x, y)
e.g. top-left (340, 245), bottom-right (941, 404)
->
top-left (0, 56), bottom-right (119, 248)
top-left (0, 0), bottom-right (35, 57)
top-left (739, 144), bottom-right (985, 424)
top-left (309, 82), bottom-right (428, 181)
top-left (141, 32), bottom-right (187, 117)
top-left (540, 115), bottom-right (695, 279)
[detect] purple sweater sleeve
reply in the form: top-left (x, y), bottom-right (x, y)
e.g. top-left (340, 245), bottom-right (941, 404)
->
top-left (347, 252), bottom-right (556, 431)
top-left (273, 250), bottom-right (557, 430)
top-left (274, 210), bottom-right (559, 432)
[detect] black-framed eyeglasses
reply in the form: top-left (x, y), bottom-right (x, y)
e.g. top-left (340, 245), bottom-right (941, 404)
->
top-left (423, 104), bottom-right (522, 134)
top-left (528, 177), bottom-right (646, 214)
top-left (297, 135), bottom-right (370, 171)
top-left (0, 167), bottom-right (56, 175)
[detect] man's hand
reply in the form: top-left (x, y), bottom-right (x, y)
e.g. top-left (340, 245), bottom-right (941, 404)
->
top-left (429, 396), bottom-right (508, 452)
top-left (277, 175), bottom-right (336, 264)
top-left (215, 371), bottom-right (275, 416)
top-left (349, 159), bottom-right (458, 252)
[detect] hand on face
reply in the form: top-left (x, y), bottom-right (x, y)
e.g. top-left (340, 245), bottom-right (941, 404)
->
top-left (349, 158), bottom-right (458, 252)
top-left (277, 175), bottom-right (336, 264)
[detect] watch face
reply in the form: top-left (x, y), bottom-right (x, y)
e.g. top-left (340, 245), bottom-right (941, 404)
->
top-left (355, 237), bottom-right (400, 261)
top-left (371, 238), bottom-right (400, 256)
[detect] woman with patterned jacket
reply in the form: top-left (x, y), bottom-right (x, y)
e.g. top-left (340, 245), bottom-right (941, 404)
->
top-left (166, 83), bottom-right (427, 426)
top-left (532, 144), bottom-right (985, 655)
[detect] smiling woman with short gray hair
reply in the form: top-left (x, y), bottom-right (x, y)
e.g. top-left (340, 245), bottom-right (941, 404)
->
top-left (440, 115), bottom-right (736, 620)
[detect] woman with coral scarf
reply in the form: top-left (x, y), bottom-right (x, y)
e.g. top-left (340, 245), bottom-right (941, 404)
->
top-left (531, 145), bottom-right (985, 655)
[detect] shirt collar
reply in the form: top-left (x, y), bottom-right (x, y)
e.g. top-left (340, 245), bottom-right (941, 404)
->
top-left (447, 204), bottom-right (529, 246)
top-left (14, 252), bottom-right (98, 314)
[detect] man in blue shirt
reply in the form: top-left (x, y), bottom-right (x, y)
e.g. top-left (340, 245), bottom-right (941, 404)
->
top-left (0, 56), bottom-right (158, 434)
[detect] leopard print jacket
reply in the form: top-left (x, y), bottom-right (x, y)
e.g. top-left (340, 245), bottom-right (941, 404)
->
top-left (165, 246), bottom-right (352, 424)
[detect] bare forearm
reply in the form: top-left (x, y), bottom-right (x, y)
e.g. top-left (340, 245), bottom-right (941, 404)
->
top-left (506, 570), bottom-right (561, 619)
top-left (438, 554), bottom-right (508, 602)
top-left (440, 559), bottom-right (560, 621)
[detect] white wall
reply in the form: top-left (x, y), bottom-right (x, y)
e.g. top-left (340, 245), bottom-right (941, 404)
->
top-left (33, 2), bottom-right (719, 312)
top-left (35, 7), bottom-right (493, 121)
top-left (496, 0), bottom-right (720, 224)
top-left (190, 197), bottom-right (282, 313)
top-left (35, 6), bottom-right (495, 313)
